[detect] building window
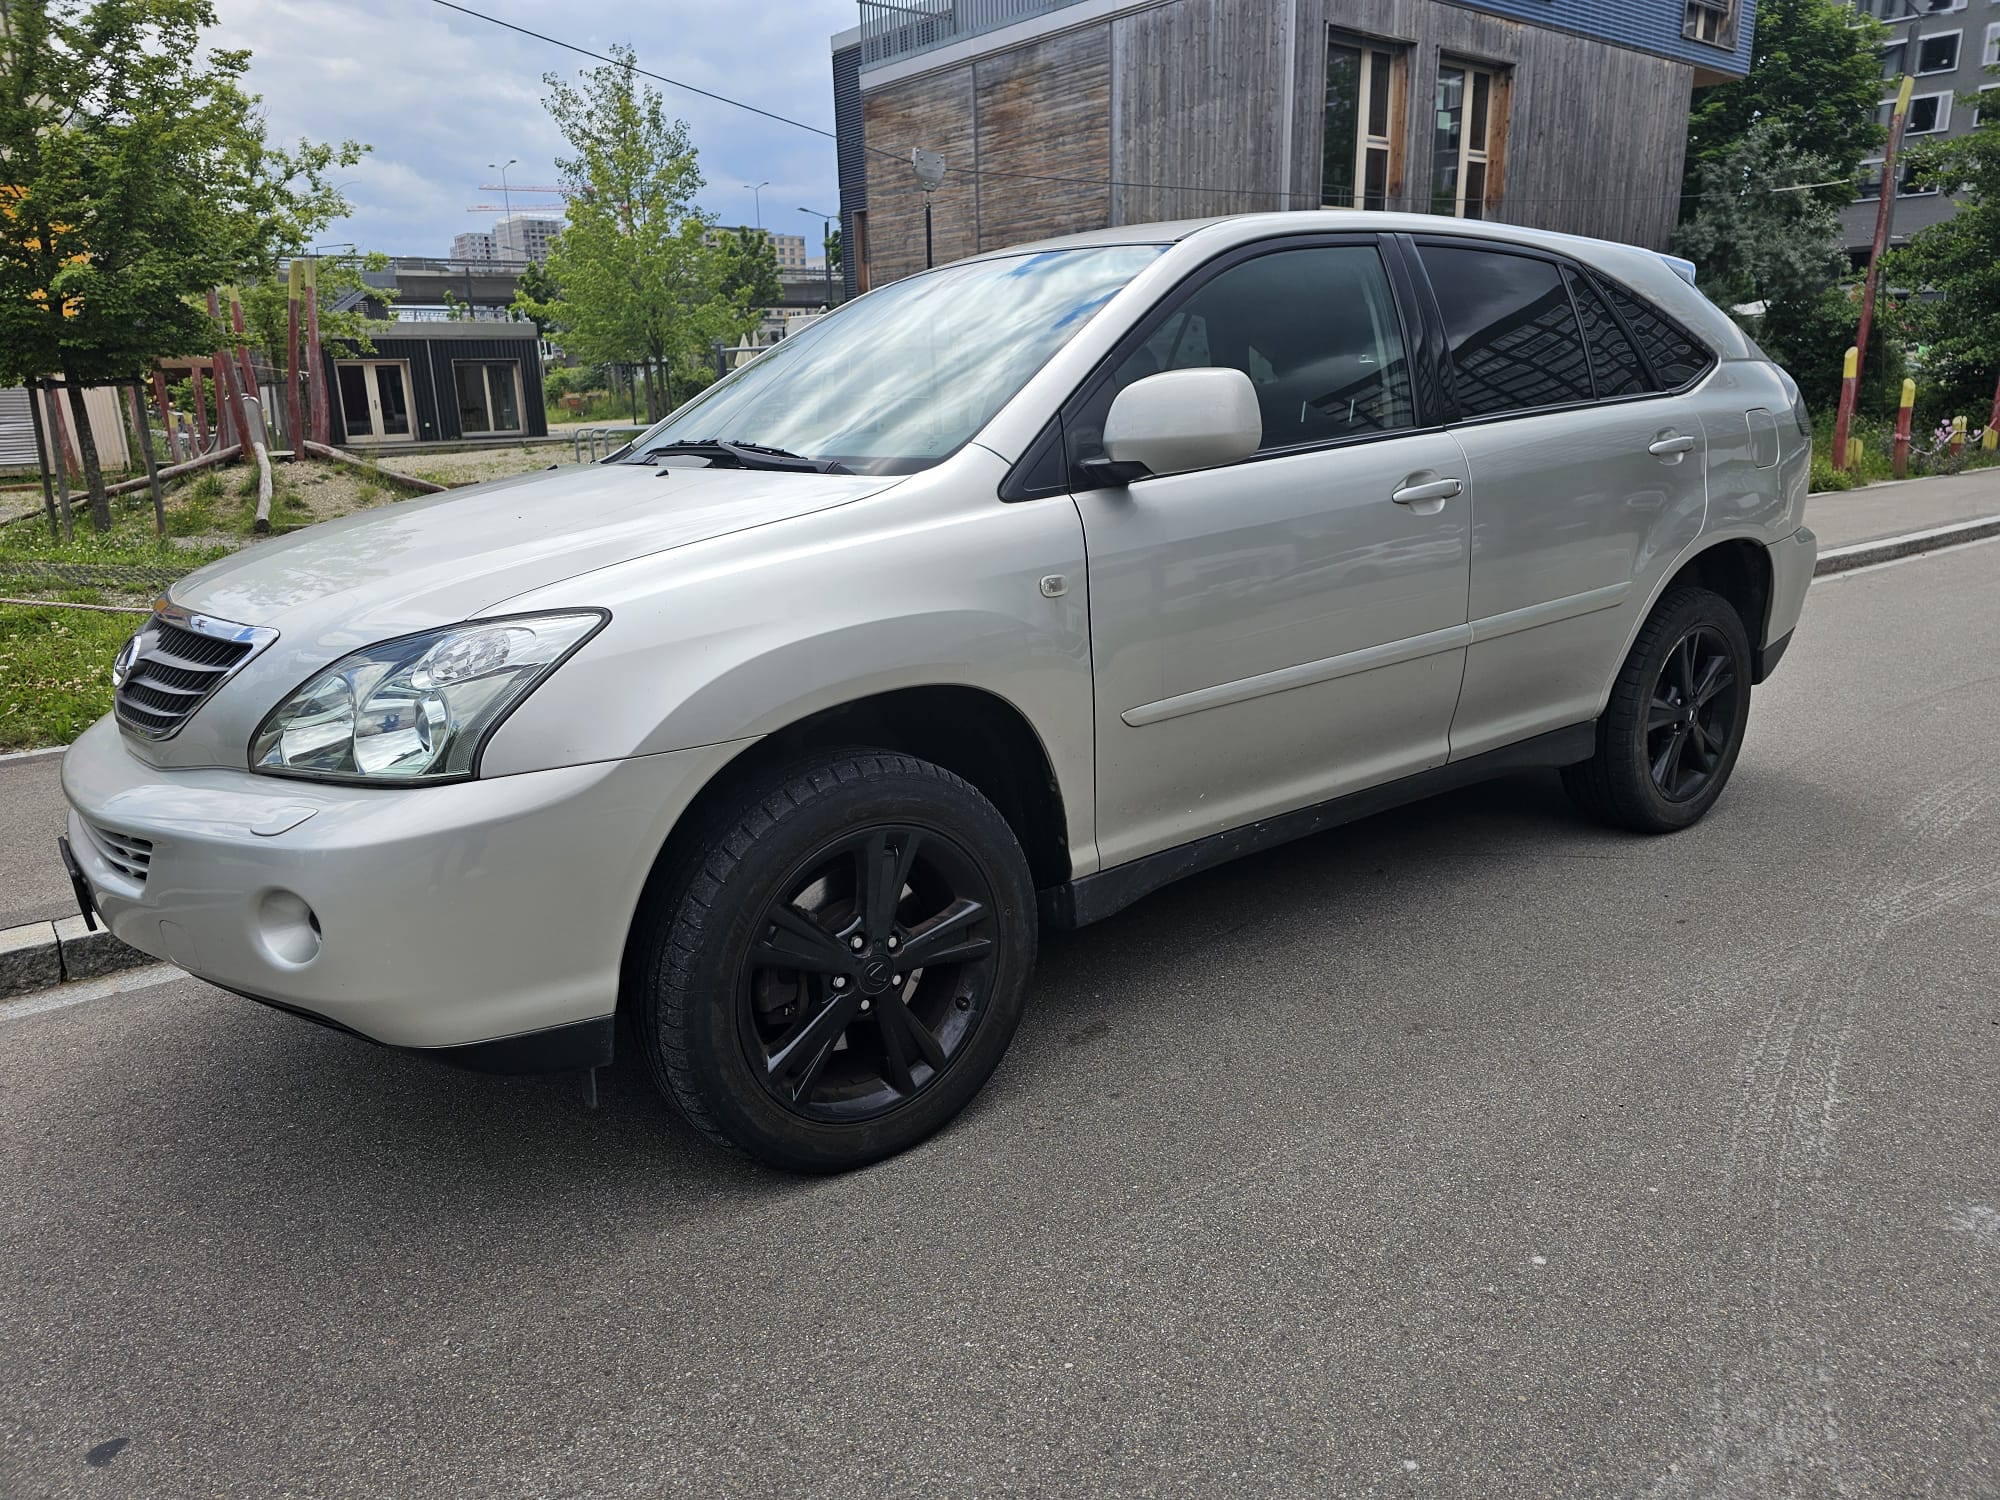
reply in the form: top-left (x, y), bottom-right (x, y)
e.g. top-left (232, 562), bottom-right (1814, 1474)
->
top-left (1431, 62), bottom-right (1504, 220)
top-left (1981, 83), bottom-right (2000, 123)
top-left (1858, 159), bottom-right (1939, 198)
top-left (453, 361), bottom-right (523, 435)
top-left (1880, 91), bottom-right (1952, 131)
top-left (1985, 21), bottom-right (2000, 62)
top-left (1323, 36), bottom-right (1405, 210)
top-left (1858, 0), bottom-right (1963, 13)
top-left (1684, 0), bottom-right (1738, 45)
top-left (1916, 30), bottom-right (1961, 69)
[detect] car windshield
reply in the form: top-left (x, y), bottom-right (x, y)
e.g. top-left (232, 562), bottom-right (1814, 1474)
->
top-left (620, 245), bottom-right (1167, 475)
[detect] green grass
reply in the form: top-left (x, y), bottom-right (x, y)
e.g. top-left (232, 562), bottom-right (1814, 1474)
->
top-left (0, 604), bottom-right (136, 749)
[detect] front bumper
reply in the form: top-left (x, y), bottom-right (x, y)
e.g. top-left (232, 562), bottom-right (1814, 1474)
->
top-left (60, 716), bottom-right (745, 1062)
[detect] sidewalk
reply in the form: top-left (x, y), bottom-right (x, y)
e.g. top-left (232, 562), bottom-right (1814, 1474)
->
top-left (1806, 468), bottom-right (2000, 550)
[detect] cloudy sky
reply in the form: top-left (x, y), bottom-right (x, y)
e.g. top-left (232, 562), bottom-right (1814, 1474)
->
top-left (212, 0), bottom-right (858, 256)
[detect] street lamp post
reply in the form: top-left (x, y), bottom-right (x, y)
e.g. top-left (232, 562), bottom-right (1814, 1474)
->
top-left (742, 180), bottom-right (770, 231)
top-left (489, 158), bottom-right (518, 267)
top-left (799, 206), bottom-right (837, 306)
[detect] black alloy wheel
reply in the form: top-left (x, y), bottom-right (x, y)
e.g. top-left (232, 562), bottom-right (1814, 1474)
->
top-left (1645, 624), bottom-right (1741, 803)
top-left (741, 824), bottom-right (998, 1122)
top-left (635, 750), bottom-right (1036, 1173)
top-left (1561, 584), bottom-right (1753, 834)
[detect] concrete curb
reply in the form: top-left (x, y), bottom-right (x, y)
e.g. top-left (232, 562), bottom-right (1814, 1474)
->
top-left (0, 917), bottom-right (151, 999)
top-left (1815, 515), bottom-right (2000, 576)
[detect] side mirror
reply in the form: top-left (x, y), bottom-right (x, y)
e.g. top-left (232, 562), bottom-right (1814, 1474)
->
top-left (1092, 367), bottom-right (1261, 483)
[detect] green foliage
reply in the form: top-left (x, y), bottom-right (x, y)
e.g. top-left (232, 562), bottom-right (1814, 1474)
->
top-left (1673, 120), bottom-right (1844, 314)
top-left (518, 46), bottom-right (754, 421)
top-left (716, 226), bottom-right (782, 308)
top-left (1682, 0), bottom-right (1885, 217)
top-left (1751, 284), bottom-right (1905, 417)
top-left (825, 226), bottom-right (841, 276)
top-left (511, 258), bottom-right (562, 336)
top-left (0, 604), bottom-right (133, 748)
top-left (0, 0), bottom-right (365, 528)
top-left (239, 252), bottom-right (397, 364)
top-left (1888, 101), bottom-right (2000, 420)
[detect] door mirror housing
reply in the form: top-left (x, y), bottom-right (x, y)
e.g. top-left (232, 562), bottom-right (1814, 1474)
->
top-left (1094, 367), bottom-right (1262, 482)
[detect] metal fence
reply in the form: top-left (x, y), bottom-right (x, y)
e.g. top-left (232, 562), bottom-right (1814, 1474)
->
top-left (858, 0), bottom-right (1082, 66)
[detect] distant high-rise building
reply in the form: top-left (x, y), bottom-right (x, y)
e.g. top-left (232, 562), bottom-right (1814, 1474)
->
top-left (709, 227), bottom-right (811, 271)
top-left (493, 215), bottom-right (563, 265)
top-left (453, 231), bottom-right (496, 262)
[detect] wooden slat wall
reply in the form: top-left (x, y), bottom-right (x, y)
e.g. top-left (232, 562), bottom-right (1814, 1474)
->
top-left (1111, 0), bottom-right (1292, 224)
top-left (974, 28), bottom-right (1111, 251)
top-left (858, 0), bottom-right (1697, 283)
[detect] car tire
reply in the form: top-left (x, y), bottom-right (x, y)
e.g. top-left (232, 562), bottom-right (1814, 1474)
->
top-left (1562, 585), bottom-right (1754, 835)
top-left (634, 749), bottom-right (1037, 1173)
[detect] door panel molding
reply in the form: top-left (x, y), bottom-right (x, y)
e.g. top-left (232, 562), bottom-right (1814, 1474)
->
top-left (1468, 580), bottom-right (1631, 644)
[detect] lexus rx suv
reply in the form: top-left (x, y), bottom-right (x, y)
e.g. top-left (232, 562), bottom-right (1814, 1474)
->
top-left (62, 213), bottom-right (1816, 1171)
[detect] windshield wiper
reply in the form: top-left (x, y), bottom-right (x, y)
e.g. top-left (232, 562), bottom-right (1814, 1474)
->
top-left (635, 438), bottom-right (849, 474)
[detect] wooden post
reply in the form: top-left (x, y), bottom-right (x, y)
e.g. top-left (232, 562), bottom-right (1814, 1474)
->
top-left (39, 381), bottom-right (75, 540)
top-left (1837, 73), bottom-right (1915, 471)
top-left (1986, 369), bottom-right (2000, 452)
top-left (46, 379), bottom-right (79, 478)
top-left (130, 377), bottom-right (166, 535)
top-left (1892, 378), bottom-right (1915, 479)
top-left (207, 289), bottom-right (241, 447)
top-left (285, 260), bottom-right (304, 458)
top-left (1949, 415), bottom-right (1967, 456)
top-left (151, 368), bottom-right (184, 464)
top-left (305, 258), bottom-right (329, 447)
top-left (227, 286), bottom-right (257, 410)
top-left (1834, 347), bottom-right (1859, 471)
top-left (190, 366), bottom-right (211, 449)
top-left (27, 369), bottom-right (60, 540)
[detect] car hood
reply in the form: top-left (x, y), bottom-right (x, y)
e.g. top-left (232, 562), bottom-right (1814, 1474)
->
top-left (173, 462), bottom-right (897, 639)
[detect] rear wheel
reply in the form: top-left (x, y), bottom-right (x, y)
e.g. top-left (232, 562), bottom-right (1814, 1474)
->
top-left (635, 750), bottom-right (1036, 1172)
top-left (1562, 585), bottom-right (1752, 834)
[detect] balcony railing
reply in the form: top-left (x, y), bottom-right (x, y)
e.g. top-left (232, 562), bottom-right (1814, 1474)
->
top-left (858, 0), bottom-right (1084, 67)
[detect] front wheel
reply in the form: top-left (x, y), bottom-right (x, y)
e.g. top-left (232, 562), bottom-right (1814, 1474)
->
top-left (634, 750), bottom-right (1037, 1172)
top-left (1562, 585), bottom-right (1753, 834)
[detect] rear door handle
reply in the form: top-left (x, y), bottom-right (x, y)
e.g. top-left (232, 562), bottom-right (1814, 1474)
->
top-left (1390, 477), bottom-right (1463, 510)
top-left (1648, 435), bottom-right (1696, 459)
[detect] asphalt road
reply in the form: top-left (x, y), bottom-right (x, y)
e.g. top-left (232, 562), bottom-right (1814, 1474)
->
top-left (4, 541), bottom-right (1999, 1499)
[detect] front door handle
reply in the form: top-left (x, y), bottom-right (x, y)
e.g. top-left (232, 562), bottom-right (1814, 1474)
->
top-left (1648, 434), bottom-right (1696, 460)
top-left (1390, 477), bottom-right (1463, 513)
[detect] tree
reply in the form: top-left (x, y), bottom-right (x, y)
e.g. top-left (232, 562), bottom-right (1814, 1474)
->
top-left (1887, 98), bottom-right (2000, 419)
top-left (1674, 119), bottom-right (1845, 314)
top-left (519, 46), bottom-right (753, 422)
top-left (716, 225), bottom-right (781, 308)
top-left (240, 251), bottom-right (396, 365)
top-left (825, 226), bottom-right (841, 277)
top-left (0, 0), bottom-right (363, 529)
top-left (511, 257), bottom-right (562, 337)
top-left (1682, 0), bottom-right (1885, 218)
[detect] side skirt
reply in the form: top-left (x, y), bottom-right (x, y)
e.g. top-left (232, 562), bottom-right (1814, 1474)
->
top-left (1039, 722), bottom-right (1597, 930)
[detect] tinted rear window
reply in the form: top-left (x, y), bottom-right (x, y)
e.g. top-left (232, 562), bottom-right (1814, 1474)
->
top-left (1596, 277), bottom-right (1713, 390)
top-left (1419, 246), bottom-right (1594, 418)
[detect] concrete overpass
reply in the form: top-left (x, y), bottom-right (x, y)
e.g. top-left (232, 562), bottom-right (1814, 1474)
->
top-left (370, 258), bottom-right (846, 314)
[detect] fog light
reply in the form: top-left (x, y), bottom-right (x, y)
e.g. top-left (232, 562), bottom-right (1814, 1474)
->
top-left (255, 889), bottom-right (322, 966)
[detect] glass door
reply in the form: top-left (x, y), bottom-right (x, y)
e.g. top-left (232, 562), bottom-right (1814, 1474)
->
top-left (452, 361), bottom-right (524, 435)
top-left (335, 361), bottom-right (415, 443)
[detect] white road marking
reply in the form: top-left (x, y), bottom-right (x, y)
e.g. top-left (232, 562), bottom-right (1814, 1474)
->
top-left (0, 963), bottom-right (184, 1021)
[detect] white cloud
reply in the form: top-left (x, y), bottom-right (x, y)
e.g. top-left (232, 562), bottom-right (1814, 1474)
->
top-left (211, 0), bottom-right (855, 254)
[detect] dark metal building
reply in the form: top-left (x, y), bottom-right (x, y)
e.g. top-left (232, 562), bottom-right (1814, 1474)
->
top-left (321, 322), bottom-right (547, 447)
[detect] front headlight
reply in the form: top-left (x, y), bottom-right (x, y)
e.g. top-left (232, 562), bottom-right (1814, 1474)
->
top-left (249, 611), bottom-right (606, 784)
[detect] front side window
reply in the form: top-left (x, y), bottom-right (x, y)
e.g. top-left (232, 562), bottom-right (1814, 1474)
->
top-left (621, 245), bottom-right (1163, 475)
top-left (1431, 62), bottom-right (1503, 219)
top-left (1075, 244), bottom-right (1415, 464)
top-left (1323, 36), bottom-right (1403, 210)
top-left (1418, 246), bottom-right (1592, 417)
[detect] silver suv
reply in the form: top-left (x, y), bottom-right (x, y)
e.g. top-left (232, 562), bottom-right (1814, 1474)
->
top-left (62, 213), bottom-right (1816, 1170)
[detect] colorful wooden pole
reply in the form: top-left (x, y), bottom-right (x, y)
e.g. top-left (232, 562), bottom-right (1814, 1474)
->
top-left (1986, 369), bottom-right (2000, 452)
top-left (1838, 73), bottom-right (1915, 473)
top-left (1834, 346), bottom-right (1859, 471)
top-left (189, 366), bottom-right (211, 450)
top-left (130, 378), bottom-right (166, 535)
top-left (285, 260), bottom-right (304, 458)
top-left (305, 258), bottom-right (329, 446)
top-left (207, 289), bottom-right (249, 447)
top-left (227, 286), bottom-right (258, 411)
top-left (1949, 415), bottom-right (1967, 456)
top-left (1892, 378), bottom-right (1915, 479)
top-left (151, 368), bottom-right (184, 464)
top-left (39, 381), bottom-right (75, 540)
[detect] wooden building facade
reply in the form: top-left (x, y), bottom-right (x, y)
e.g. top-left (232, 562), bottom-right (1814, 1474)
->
top-left (831, 0), bottom-right (1756, 288)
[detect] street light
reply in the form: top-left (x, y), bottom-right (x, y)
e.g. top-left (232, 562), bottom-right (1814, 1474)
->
top-left (489, 158), bottom-right (518, 262)
top-left (742, 180), bottom-right (770, 230)
top-left (799, 205), bottom-right (836, 307)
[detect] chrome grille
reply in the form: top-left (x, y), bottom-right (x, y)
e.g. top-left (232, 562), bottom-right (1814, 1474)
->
top-left (113, 605), bottom-right (277, 741)
top-left (88, 823), bottom-right (154, 886)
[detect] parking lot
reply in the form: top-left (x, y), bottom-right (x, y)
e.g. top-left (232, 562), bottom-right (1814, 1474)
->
top-left (4, 538), bottom-right (1998, 1499)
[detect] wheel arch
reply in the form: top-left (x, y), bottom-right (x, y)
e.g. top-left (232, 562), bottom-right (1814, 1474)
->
top-left (618, 683), bottom-right (1075, 1013)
